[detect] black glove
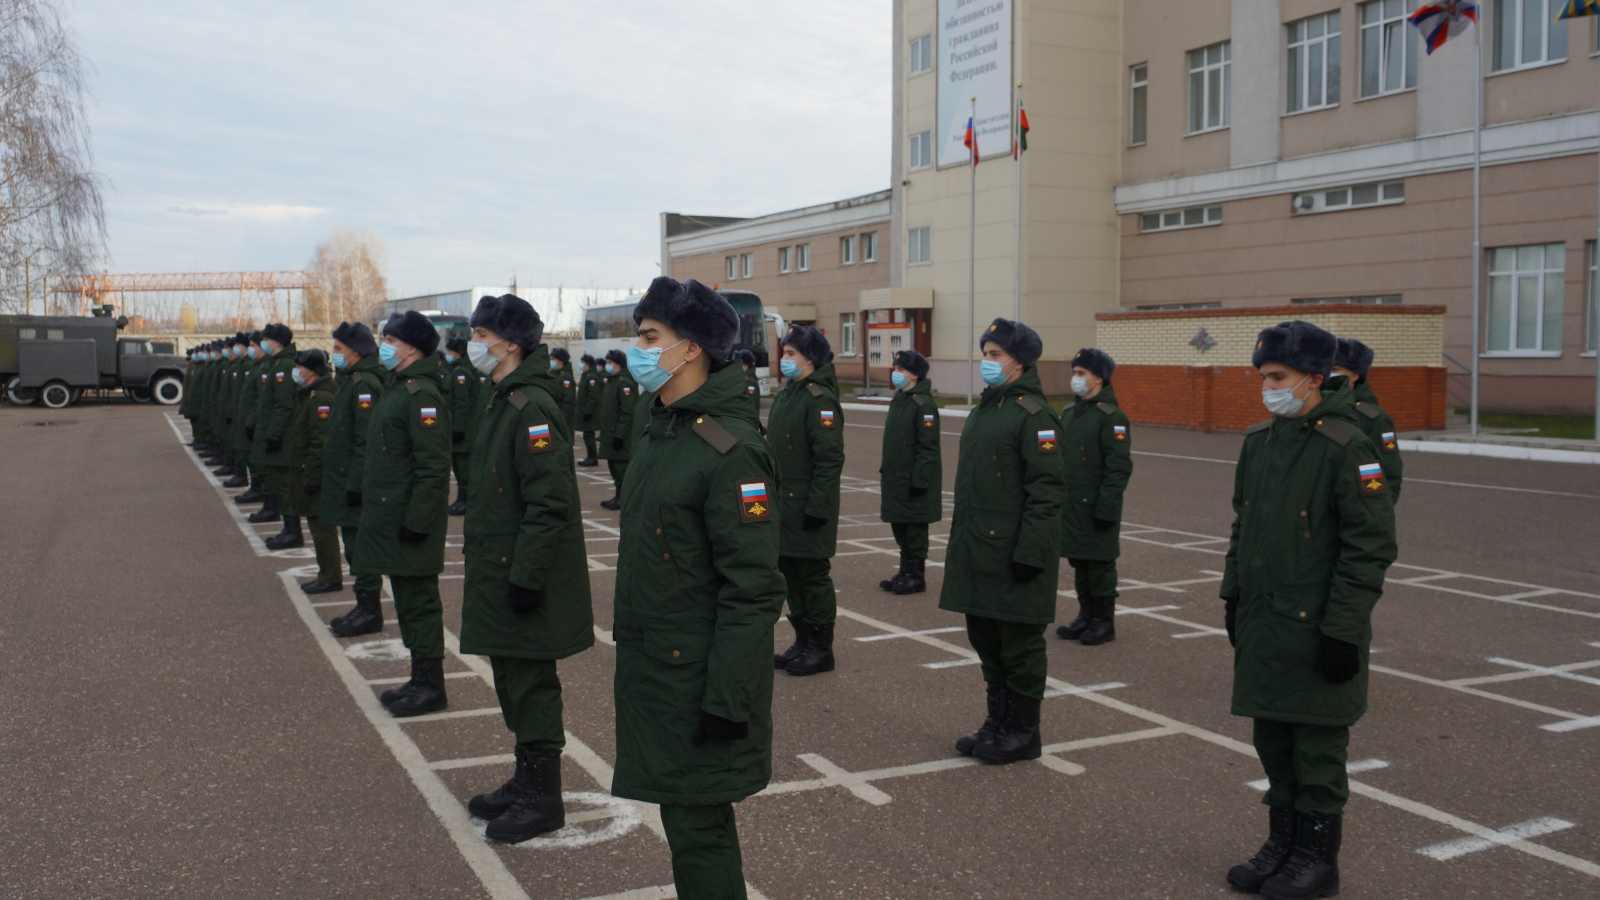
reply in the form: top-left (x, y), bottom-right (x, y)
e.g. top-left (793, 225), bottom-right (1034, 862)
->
top-left (265, 438), bottom-right (282, 453)
top-left (1223, 597), bottom-right (1238, 647)
top-left (508, 583), bottom-right (544, 615)
top-left (909, 485), bottom-right (928, 498)
top-left (302, 483), bottom-right (317, 496)
top-left (692, 712), bottom-right (749, 747)
top-left (347, 490), bottom-right (362, 507)
top-left (1093, 517), bottom-right (1116, 531)
top-left (398, 525), bottom-right (428, 544)
top-left (803, 514), bottom-right (828, 531)
top-left (1011, 561), bottom-right (1044, 583)
top-left (612, 436), bottom-right (625, 451)
top-left (452, 431), bottom-right (465, 445)
top-left (245, 426), bottom-right (255, 441)
top-left (1314, 635), bottom-right (1361, 684)
top-left (224, 417), bottom-right (232, 426)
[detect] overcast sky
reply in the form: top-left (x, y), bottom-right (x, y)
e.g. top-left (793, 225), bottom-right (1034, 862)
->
top-left (75, 0), bottom-right (891, 298)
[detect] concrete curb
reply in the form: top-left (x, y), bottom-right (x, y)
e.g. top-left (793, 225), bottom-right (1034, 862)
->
top-left (1397, 439), bottom-right (1600, 465)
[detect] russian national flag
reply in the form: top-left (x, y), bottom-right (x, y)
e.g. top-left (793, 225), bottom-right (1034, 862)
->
top-left (1358, 462), bottom-right (1384, 480)
top-left (741, 482), bottom-right (768, 503)
top-left (964, 116), bottom-right (978, 166)
top-left (528, 423), bottom-right (551, 440)
top-left (1409, 1), bottom-right (1477, 55)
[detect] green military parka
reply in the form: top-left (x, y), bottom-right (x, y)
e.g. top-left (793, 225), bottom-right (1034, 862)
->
top-left (1058, 383), bottom-right (1133, 561)
top-left (319, 356), bottom-right (385, 528)
top-left (446, 355), bottom-right (482, 456)
top-left (764, 363), bottom-right (844, 559)
top-left (1341, 376), bottom-right (1404, 502)
top-left (579, 366), bottom-right (603, 432)
top-left (250, 343), bottom-right (299, 467)
top-left (354, 354), bottom-right (452, 576)
top-left (554, 363), bottom-right (579, 434)
top-left (285, 375), bottom-right (338, 517)
top-left (598, 368), bottom-right (639, 461)
top-left (879, 376), bottom-right (942, 524)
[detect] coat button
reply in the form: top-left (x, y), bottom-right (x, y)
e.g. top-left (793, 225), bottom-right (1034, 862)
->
top-left (500, 557), bottom-right (507, 563)
top-left (1300, 511), bottom-right (1307, 517)
top-left (695, 418), bottom-right (703, 424)
top-left (655, 528), bottom-right (661, 535)
top-left (1299, 611), bottom-right (1307, 618)
top-left (663, 553), bottom-right (671, 561)
top-left (672, 650), bottom-right (681, 658)
top-left (989, 530), bottom-right (995, 535)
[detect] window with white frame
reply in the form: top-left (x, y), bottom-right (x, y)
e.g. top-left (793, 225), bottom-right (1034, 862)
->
top-left (1359, 0), bottom-right (1418, 98)
top-left (1288, 12), bottom-right (1341, 113)
top-left (1188, 42), bottom-right (1231, 134)
top-left (1588, 242), bottom-right (1598, 352)
top-left (907, 227), bottom-right (931, 264)
top-left (725, 256), bottom-right (737, 280)
top-left (862, 232), bottom-right (878, 262)
top-left (1130, 65), bottom-right (1148, 145)
top-left (778, 246), bottom-right (791, 274)
top-left (909, 130), bottom-right (932, 169)
top-left (1487, 243), bottom-right (1565, 354)
top-left (1493, 0), bottom-right (1568, 71)
top-left (1291, 180), bottom-right (1404, 214)
top-left (840, 236), bottom-right (855, 265)
top-left (840, 314), bottom-right (859, 356)
top-left (909, 34), bottom-right (932, 75)
top-left (1139, 205), bottom-right (1223, 233)
top-left (740, 253), bottom-right (753, 279)
top-left (796, 243), bottom-right (810, 271)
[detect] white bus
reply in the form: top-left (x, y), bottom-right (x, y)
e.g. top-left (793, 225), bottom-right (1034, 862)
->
top-left (579, 289), bottom-right (785, 395)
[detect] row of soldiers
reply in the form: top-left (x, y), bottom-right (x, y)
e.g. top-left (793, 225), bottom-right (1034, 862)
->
top-left (180, 283), bottom-right (1401, 900)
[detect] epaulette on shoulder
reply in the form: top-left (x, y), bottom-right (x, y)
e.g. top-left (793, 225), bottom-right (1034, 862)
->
top-left (911, 393), bottom-right (929, 408)
top-left (1244, 419), bottom-right (1273, 436)
top-left (1015, 395), bottom-right (1043, 415)
top-left (691, 414), bottom-right (738, 455)
top-left (350, 372), bottom-right (363, 384)
top-left (806, 383), bottom-right (824, 398)
top-left (1354, 402), bottom-right (1382, 420)
top-left (1313, 418), bottom-right (1359, 447)
top-left (508, 389), bottom-right (530, 410)
top-left (405, 380), bottom-right (422, 395)
top-left (1097, 403), bottom-right (1119, 416)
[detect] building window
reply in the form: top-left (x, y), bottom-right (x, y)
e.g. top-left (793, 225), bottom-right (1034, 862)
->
top-left (1291, 180), bottom-right (1404, 214)
top-left (1487, 243), bottom-right (1565, 354)
top-left (1291, 295), bottom-right (1403, 305)
top-left (1288, 12), bottom-right (1341, 113)
top-left (862, 232), bottom-right (878, 263)
top-left (1138, 205), bottom-right (1223, 233)
top-left (1493, 0), bottom-right (1568, 71)
top-left (725, 256), bottom-right (737, 280)
top-left (1130, 65), bottom-right (1148, 145)
top-left (740, 253), bottom-right (753, 279)
top-left (1588, 242), bottom-right (1598, 353)
top-left (840, 314), bottom-right (859, 356)
top-left (909, 130), bottom-right (932, 170)
top-left (907, 227), bottom-right (931, 264)
top-left (840, 236), bottom-right (855, 265)
top-left (1360, 0), bottom-right (1418, 97)
top-left (909, 34), bottom-right (932, 75)
top-left (1135, 301), bottom-right (1223, 310)
top-left (1188, 41), bottom-right (1231, 134)
top-left (796, 243), bottom-right (810, 272)
top-left (778, 246), bottom-right (791, 274)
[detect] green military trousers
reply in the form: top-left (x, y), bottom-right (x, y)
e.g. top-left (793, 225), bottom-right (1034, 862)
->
top-left (390, 574), bottom-right (444, 660)
top-left (1067, 557), bottom-right (1119, 600)
top-left (1253, 719), bottom-right (1351, 817)
top-left (582, 431), bottom-right (598, 459)
top-left (609, 458), bottom-right (628, 494)
top-left (660, 803), bottom-right (746, 900)
top-left (778, 556), bottom-right (836, 625)
top-left (452, 452), bottom-right (471, 495)
top-left (306, 515), bottom-right (342, 586)
top-left (965, 615), bottom-right (1049, 700)
top-left (339, 526), bottom-right (383, 593)
top-left (260, 465), bottom-right (289, 505)
top-left (891, 522), bottom-right (930, 559)
top-left (490, 657), bottom-right (565, 757)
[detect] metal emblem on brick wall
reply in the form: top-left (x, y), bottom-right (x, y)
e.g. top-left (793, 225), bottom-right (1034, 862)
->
top-left (1189, 328), bottom-right (1216, 353)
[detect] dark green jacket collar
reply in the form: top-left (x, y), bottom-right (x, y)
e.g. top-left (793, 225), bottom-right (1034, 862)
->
top-left (789, 363), bottom-right (838, 395)
top-left (396, 352), bottom-right (442, 381)
top-left (980, 366), bottom-right (1045, 406)
top-left (491, 345), bottom-right (557, 400)
top-left (652, 362), bottom-right (751, 421)
top-left (898, 376), bottom-right (933, 398)
top-left (1073, 383), bottom-right (1118, 409)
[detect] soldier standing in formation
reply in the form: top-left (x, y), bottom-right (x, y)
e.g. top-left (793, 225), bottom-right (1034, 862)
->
top-left (597, 348), bottom-right (637, 511)
top-left (209, 335), bottom-right (244, 483)
top-left (1053, 348), bottom-right (1133, 646)
top-left (249, 324), bottom-right (299, 531)
top-left (736, 348), bottom-right (760, 420)
top-left (1223, 321), bottom-right (1395, 899)
top-left (877, 349), bottom-right (940, 595)
top-left (444, 336), bottom-right (481, 516)
top-left (550, 346), bottom-right (579, 435)
top-left (458, 295), bottom-right (596, 843)
top-left (941, 319), bottom-right (1066, 765)
top-left (233, 333), bottom-right (270, 505)
top-left (323, 322), bottom-right (387, 633)
top-left (577, 353), bottom-right (602, 467)
top-left (612, 276), bottom-right (785, 900)
top-left (1332, 338), bottom-right (1404, 502)
top-left (766, 325), bottom-right (844, 678)
top-left (360, 310), bottom-right (453, 718)
top-left (281, 350), bottom-right (337, 566)
top-left (220, 335), bottom-right (253, 489)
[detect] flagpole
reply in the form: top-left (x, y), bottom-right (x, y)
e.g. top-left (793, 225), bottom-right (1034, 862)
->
top-left (1014, 83), bottom-right (1023, 322)
top-left (1594, 18), bottom-right (1600, 442)
top-left (968, 95), bottom-right (978, 406)
top-left (1470, 18), bottom-right (1482, 438)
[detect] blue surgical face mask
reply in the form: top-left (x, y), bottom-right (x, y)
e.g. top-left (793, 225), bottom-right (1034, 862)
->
top-left (1070, 375), bottom-right (1090, 397)
top-left (245, 347), bottom-right (257, 359)
top-left (891, 371), bottom-right (908, 389)
top-left (627, 340), bottom-right (687, 393)
top-left (606, 362), bottom-right (618, 375)
top-left (378, 343), bottom-right (401, 370)
top-left (330, 352), bottom-right (346, 370)
top-left (444, 352), bottom-right (458, 364)
top-left (980, 359), bottom-right (1010, 387)
top-left (549, 359), bottom-right (559, 371)
top-left (1262, 375), bottom-right (1311, 417)
top-left (779, 359), bottom-right (801, 378)
top-left (292, 368), bottom-right (306, 386)
top-left (467, 339), bottom-right (505, 375)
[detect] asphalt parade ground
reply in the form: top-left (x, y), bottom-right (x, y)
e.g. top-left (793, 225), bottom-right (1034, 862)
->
top-left (3, 400), bottom-right (1599, 899)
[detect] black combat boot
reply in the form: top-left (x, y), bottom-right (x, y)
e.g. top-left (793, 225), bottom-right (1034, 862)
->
top-left (330, 588), bottom-right (384, 638)
top-left (389, 655), bottom-right (448, 717)
top-left (599, 494), bottom-right (620, 510)
top-left (300, 575), bottom-right (342, 595)
top-left (774, 615), bottom-right (813, 669)
top-left (378, 652), bottom-right (422, 707)
top-left (1078, 595), bottom-right (1117, 646)
top-left (265, 515), bottom-right (304, 550)
top-left (577, 455), bottom-right (598, 467)
top-left (486, 754), bottom-right (565, 843)
top-left (1227, 806), bottom-right (1299, 894)
top-left (956, 684), bottom-right (1008, 756)
top-left (212, 458), bottom-right (236, 477)
top-left (785, 621), bottom-right (835, 677)
top-left (448, 486), bottom-right (467, 516)
top-left (973, 693), bottom-right (1042, 764)
top-left (222, 469), bottom-right (249, 488)
top-left (247, 495), bottom-right (280, 524)
top-left (878, 553), bottom-right (910, 592)
top-left (892, 555), bottom-right (926, 595)
top-left (235, 478), bottom-right (264, 504)
top-left (469, 745), bottom-right (532, 819)
top-left (1055, 597), bottom-right (1091, 640)
top-left (1260, 815), bottom-right (1341, 900)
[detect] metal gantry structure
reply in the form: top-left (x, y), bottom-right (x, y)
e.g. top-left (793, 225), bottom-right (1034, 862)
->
top-left (50, 271), bottom-right (316, 328)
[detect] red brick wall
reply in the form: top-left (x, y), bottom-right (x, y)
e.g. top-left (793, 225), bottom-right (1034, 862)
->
top-left (1112, 365), bottom-right (1447, 433)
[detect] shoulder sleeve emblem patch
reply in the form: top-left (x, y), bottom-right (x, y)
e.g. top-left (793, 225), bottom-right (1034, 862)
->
top-left (1357, 461), bottom-right (1387, 495)
top-left (316, 405), bottom-right (330, 420)
top-left (923, 413), bottom-right (936, 427)
top-left (261, 373), bottom-right (268, 382)
top-left (1037, 429), bottom-right (1058, 452)
top-left (747, 384), bottom-right (756, 394)
top-left (275, 371), bottom-right (285, 382)
top-left (1113, 424), bottom-right (1128, 441)
top-left (457, 374), bottom-right (466, 383)
top-left (527, 423), bottom-right (553, 453)
top-left (739, 481), bottom-right (772, 522)
top-left (419, 407), bottom-right (439, 428)
top-left (357, 393), bottom-right (372, 409)
top-left (819, 409), bottom-right (836, 427)
top-left (622, 386), bottom-right (632, 396)
top-left (1381, 431), bottom-right (1398, 452)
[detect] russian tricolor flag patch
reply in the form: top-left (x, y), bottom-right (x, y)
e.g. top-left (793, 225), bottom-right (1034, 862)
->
top-left (819, 410), bottom-right (836, 427)
top-left (527, 423), bottom-right (552, 453)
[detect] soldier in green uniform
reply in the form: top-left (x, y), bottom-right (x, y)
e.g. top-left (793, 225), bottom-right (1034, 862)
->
top-left (1331, 338), bottom-right (1403, 502)
top-left (1053, 348), bottom-right (1133, 646)
top-left (940, 318), bottom-right (1067, 765)
top-left (232, 333), bottom-right (270, 505)
top-left (192, 345), bottom-right (217, 458)
top-left (279, 350), bottom-right (338, 564)
top-left (209, 336), bottom-right (243, 480)
top-left (550, 346), bottom-right (580, 435)
top-left (766, 325), bottom-right (844, 678)
top-left (597, 348), bottom-right (638, 511)
top-left (1222, 321), bottom-right (1396, 900)
top-left (456, 295), bottom-right (596, 843)
top-left (613, 276), bottom-right (786, 900)
top-left (358, 310), bottom-right (453, 718)
top-left (248, 325), bottom-right (298, 528)
top-left (877, 349), bottom-right (941, 595)
top-left (736, 349), bottom-right (761, 420)
top-left (220, 336), bottom-right (253, 488)
top-left (443, 337), bottom-right (480, 516)
top-left (322, 323), bottom-right (387, 627)
top-left (577, 354), bottom-right (602, 467)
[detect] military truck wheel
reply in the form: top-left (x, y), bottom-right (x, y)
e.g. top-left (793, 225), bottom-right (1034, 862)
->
top-left (124, 387), bottom-right (152, 402)
top-left (4, 375), bottom-right (37, 406)
top-left (150, 374), bottom-right (184, 406)
top-left (39, 381), bottom-right (75, 409)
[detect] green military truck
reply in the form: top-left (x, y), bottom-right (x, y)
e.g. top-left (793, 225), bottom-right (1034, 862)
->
top-left (2, 307), bottom-right (188, 409)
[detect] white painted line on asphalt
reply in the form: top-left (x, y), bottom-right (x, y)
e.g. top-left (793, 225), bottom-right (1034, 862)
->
top-left (1036, 755), bottom-right (1087, 776)
top-left (922, 658), bottom-right (981, 669)
top-left (1487, 657), bottom-right (1600, 689)
top-left (431, 753), bottom-right (515, 771)
top-left (855, 626), bottom-right (966, 642)
top-left (1370, 664), bottom-right (1595, 730)
top-left (1448, 659), bottom-right (1600, 687)
top-left (396, 707), bottom-right (504, 723)
top-left (1541, 716), bottom-right (1600, 733)
top-left (1418, 817), bottom-right (1577, 861)
top-left (797, 753), bottom-right (894, 806)
top-left (1398, 439), bottom-right (1600, 465)
top-left (1113, 605), bottom-right (1180, 615)
top-left (1245, 759), bottom-right (1389, 792)
top-left (310, 597), bottom-right (393, 608)
top-left (1039, 727), bottom-right (1181, 755)
top-left (1043, 682), bottom-right (1128, 699)
top-left (1405, 478), bottom-right (1600, 500)
top-left (368, 672), bottom-right (478, 686)
top-left (574, 886), bottom-right (676, 900)
top-left (1131, 451), bottom-right (1235, 465)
